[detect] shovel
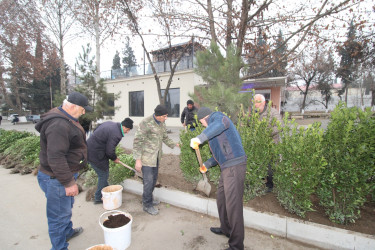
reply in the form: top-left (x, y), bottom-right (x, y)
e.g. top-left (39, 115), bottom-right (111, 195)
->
top-left (194, 148), bottom-right (211, 197)
top-left (119, 160), bottom-right (143, 179)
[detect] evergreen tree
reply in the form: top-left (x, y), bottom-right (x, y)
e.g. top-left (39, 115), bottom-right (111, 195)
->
top-left (337, 20), bottom-right (363, 102)
top-left (112, 50), bottom-right (121, 70)
top-left (271, 29), bottom-right (288, 77)
top-left (122, 37), bottom-right (137, 77)
top-left (74, 43), bottom-right (120, 124)
top-left (191, 42), bottom-right (250, 119)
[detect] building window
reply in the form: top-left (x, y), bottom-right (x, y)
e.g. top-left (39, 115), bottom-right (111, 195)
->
top-left (103, 93), bottom-right (115, 116)
top-left (129, 91), bottom-right (144, 116)
top-left (161, 88), bottom-right (180, 117)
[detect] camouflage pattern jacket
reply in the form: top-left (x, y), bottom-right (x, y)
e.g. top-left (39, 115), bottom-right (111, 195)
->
top-left (133, 115), bottom-right (176, 167)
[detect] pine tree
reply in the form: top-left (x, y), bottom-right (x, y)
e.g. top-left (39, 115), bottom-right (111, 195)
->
top-left (74, 43), bottom-right (120, 123)
top-left (337, 20), bottom-right (363, 102)
top-left (112, 51), bottom-right (121, 70)
top-left (271, 29), bottom-right (288, 77)
top-left (122, 37), bottom-right (137, 77)
top-left (191, 42), bottom-right (250, 119)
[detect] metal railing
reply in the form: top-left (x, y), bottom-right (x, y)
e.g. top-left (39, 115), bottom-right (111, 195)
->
top-left (100, 55), bottom-right (195, 80)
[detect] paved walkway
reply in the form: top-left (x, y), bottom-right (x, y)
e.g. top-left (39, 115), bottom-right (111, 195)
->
top-left (0, 167), bottom-right (319, 250)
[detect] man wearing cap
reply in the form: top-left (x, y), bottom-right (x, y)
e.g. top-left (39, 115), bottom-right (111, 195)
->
top-left (180, 99), bottom-right (198, 131)
top-left (190, 107), bottom-right (247, 250)
top-left (133, 104), bottom-right (179, 215)
top-left (35, 92), bottom-right (92, 250)
top-left (87, 118), bottom-right (134, 204)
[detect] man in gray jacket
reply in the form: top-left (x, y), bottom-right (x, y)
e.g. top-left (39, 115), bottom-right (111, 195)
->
top-left (87, 118), bottom-right (133, 204)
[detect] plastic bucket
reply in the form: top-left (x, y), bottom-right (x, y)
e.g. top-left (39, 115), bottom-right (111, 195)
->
top-left (101, 185), bottom-right (123, 210)
top-left (99, 210), bottom-right (132, 250)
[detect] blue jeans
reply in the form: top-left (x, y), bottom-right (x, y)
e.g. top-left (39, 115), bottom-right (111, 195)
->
top-left (142, 162), bottom-right (159, 208)
top-left (89, 162), bottom-right (109, 201)
top-left (37, 171), bottom-right (78, 250)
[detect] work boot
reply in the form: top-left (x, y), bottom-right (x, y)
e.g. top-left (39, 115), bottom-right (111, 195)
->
top-left (66, 227), bottom-right (83, 242)
top-left (143, 206), bottom-right (159, 215)
top-left (152, 199), bottom-right (161, 205)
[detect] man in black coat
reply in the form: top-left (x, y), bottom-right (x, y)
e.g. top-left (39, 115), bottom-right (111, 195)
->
top-left (180, 99), bottom-right (198, 131)
top-left (87, 118), bottom-right (133, 204)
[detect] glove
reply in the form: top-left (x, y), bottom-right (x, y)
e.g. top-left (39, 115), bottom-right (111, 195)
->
top-left (200, 164), bottom-right (207, 174)
top-left (190, 137), bottom-right (201, 149)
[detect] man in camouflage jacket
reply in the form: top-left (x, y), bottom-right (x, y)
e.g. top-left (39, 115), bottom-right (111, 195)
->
top-left (133, 105), bottom-right (179, 215)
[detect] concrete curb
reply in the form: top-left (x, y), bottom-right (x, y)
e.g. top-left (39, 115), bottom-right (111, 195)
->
top-left (122, 179), bottom-right (375, 250)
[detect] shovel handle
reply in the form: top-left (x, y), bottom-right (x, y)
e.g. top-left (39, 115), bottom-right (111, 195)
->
top-left (195, 148), bottom-right (208, 181)
top-left (195, 148), bottom-right (204, 167)
top-left (119, 160), bottom-right (137, 172)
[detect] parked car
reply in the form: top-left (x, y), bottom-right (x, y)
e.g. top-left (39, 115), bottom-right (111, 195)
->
top-left (26, 115), bottom-right (40, 123)
top-left (7, 114), bottom-right (19, 121)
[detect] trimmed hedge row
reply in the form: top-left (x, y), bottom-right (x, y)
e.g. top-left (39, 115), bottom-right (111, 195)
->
top-left (179, 102), bottom-right (375, 224)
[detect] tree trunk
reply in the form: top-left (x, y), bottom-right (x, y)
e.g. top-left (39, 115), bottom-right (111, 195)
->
top-left (59, 39), bottom-right (66, 96)
top-left (95, 2), bottom-right (100, 82)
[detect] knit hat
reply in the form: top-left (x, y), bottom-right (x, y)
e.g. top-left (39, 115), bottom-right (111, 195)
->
top-left (154, 105), bottom-right (168, 116)
top-left (187, 100), bottom-right (194, 105)
top-left (197, 107), bottom-right (212, 120)
top-left (67, 92), bottom-right (93, 112)
top-left (121, 118), bottom-right (134, 129)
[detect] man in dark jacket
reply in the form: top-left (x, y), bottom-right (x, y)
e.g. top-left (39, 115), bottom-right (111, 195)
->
top-left (35, 92), bottom-right (92, 250)
top-left (87, 118), bottom-right (133, 204)
top-left (180, 99), bottom-right (197, 131)
top-left (190, 107), bottom-right (247, 250)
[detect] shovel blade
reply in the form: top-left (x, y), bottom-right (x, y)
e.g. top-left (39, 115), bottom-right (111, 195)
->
top-left (196, 179), bottom-right (211, 197)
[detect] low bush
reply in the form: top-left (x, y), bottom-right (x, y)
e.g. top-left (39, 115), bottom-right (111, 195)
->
top-left (0, 129), bottom-right (33, 153)
top-left (237, 105), bottom-right (277, 200)
top-left (317, 102), bottom-right (375, 224)
top-left (85, 147), bottom-right (136, 187)
top-left (179, 122), bottom-right (221, 185)
top-left (3, 135), bottom-right (40, 168)
top-left (275, 114), bottom-right (326, 217)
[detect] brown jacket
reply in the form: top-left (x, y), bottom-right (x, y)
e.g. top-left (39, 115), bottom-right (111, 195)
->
top-left (258, 105), bottom-right (282, 143)
top-left (35, 107), bottom-right (87, 187)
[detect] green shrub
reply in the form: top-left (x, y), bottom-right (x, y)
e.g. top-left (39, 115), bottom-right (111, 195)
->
top-left (179, 120), bottom-right (220, 185)
top-left (3, 135), bottom-right (40, 168)
top-left (237, 105), bottom-right (276, 200)
top-left (317, 102), bottom-right (375, 224)
top-left (85, 147), bottom-right (136, 187)
top-left (0, 129), bottom-right (33, 153)
top-left (275, 113), bottom-right (326, 217)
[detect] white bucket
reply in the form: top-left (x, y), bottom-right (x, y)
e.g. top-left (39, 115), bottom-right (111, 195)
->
top-left (99, 210), bottom-right (132, 250)
top-left (101, 185), bottom-right (123, 210)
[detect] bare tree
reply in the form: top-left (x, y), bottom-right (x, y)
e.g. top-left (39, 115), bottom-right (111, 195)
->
top-left (176, 0), bottom-right (367, 80)
top-left (39, 0), bottom-right (77, 96)
top-left (72, 0), bottom-right (121, 81)
top-left (118, 0), bottom-right (193, 105)
top-left (289, 45), bottom-right (336, 112)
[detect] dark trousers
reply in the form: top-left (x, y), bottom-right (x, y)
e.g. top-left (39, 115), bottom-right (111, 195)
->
top-left (217, 163), bottom-right (246, 250)
top-left (90, 162), bottom-right (109, 202)
top-left (142, 162), bottom-right (159, 208)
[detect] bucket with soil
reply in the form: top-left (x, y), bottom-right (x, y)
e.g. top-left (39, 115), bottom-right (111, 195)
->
top-left (99, 210), bottom-right (132, 250)
top-left (101, 185), bottom-right (123, 210)
top-left (86, 244), bottom-right (113, 250)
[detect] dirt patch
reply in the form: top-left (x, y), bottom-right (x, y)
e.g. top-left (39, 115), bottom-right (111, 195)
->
top-left (103, 214), bottom-right (130, 228)
top-left (156, 153), bottom-right (375, 236)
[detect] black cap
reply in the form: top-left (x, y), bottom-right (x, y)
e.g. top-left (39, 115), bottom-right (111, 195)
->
top-left (187, 100), bottom-right (194, 105)
top-left (197, 107), bottom-right (212, 120)
top-left (121, 118), bottom-right (134, 129)
top-left (154, 105), bottom-right (168, 116)
top-left (67, 92), bottom-right (93, 112)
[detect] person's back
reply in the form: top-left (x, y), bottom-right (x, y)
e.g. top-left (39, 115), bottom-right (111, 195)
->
top-left (87, 121), bottom-right (123, 169)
